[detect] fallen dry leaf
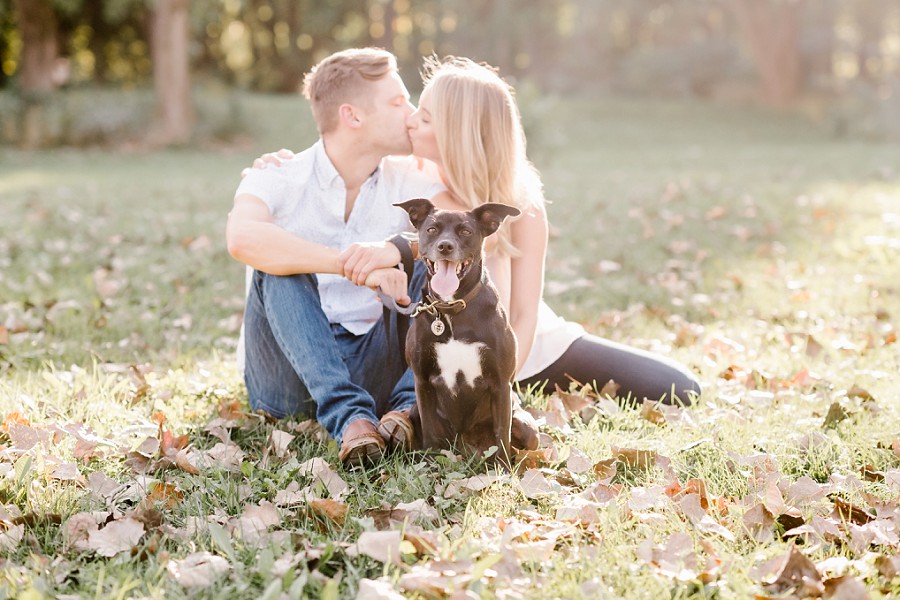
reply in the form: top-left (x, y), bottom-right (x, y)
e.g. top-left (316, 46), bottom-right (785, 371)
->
top-left (146, 482), bottom-right (183, 510)
top-left (298, 457), bottom-right (349, 500)
top-left (232, 500), bottom-right (280, 546)
top-left (518, 469), bottom-right (557, 498)
top-left (357, 578), bottom-right (405, 600)
top-left (875, 554), bottom-right (900, 579)
top-left (349, 530), bottom-right (404, 565)
top-left (831, 496), bottom-right (874, 526)
top-left (637, 532), bottom-right (698, 582)
top-left (566, 447), bottom-right (593, 474)
top-left (443, 473), bottom-right (507, 499)
top-left (515, 447), bottom-right (554, 470)
top-left (640, 400), bottom-right (666, 425)
top-left (758, 546), bottom-right (823, 596)
top-left (268, 429), bottom-right (295, 459)
top-left (309, 499), bottom-right (348, 527)
top-left (0, 524), bottom-right (24, 553)
top-left (398, 559), bottom-right (478, 596)
top-left (166, 551), bottom-right (231, 589)
top-left (612, 446), bottom-right (658, 470)
top-left (86, 518), bottom-right (145, 557)
top-left (203, 442), bottom-right (245, 472)
top-left (823, 574), bottom-right (870, 600)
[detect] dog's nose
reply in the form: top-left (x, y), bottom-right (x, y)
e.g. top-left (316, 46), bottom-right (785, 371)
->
top-left (437, 240), bottom-right (455, 255)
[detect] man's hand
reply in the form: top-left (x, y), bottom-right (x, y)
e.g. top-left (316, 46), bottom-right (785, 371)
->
top-left (364, 267), bottom-right (410, 307)
top-left (240, 148), bottom-right (296, 178)
top-left (339, 242), bottom-right (402, 286)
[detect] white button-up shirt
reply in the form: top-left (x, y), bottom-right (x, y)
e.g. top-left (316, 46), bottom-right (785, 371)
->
top-left (235, 140), bottom-right (445, 334)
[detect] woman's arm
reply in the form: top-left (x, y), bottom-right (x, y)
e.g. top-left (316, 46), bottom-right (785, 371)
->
top-left (508, 204), bottom-right (549, 372)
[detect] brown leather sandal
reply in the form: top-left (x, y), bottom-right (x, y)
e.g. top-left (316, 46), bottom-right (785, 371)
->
top-left (377, 410), bottom-right (416, 451)
top-left (338, 419), bottom-right (385, 467)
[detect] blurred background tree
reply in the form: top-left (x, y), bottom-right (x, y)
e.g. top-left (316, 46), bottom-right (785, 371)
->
top-left (1, 0), bottom-right (898, 147)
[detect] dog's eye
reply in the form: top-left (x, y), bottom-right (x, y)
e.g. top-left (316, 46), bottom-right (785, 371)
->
top-left (460, 228), bottom-right (473, 236)
top-left (426, 226), bottom-right (437, 234)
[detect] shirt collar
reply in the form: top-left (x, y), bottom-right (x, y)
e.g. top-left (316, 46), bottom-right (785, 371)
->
top-left (313, 139), bottom-right (382, 190)
top-left (313, 139), bottom-right (342, 189)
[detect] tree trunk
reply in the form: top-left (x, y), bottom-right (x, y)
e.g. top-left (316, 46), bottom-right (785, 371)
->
top-left (150, 0), bottom-right (194, 145)
top-left (732, 0), bottom-right (805, 109)
top-left (13, 0), bottom-right (59, 148)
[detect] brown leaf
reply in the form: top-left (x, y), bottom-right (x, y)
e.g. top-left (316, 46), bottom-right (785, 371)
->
top-left (641, 400), bottom-right (666, 425)
top-left (823, 402), bottom-right (850, 428)
top-left (174, 449), bottom-right (200, 475)
top-left (785, 476), bottom-right (826, 506)
top-left (761, 546), bottom-right (823, 596)
top-left (593, 457), bottom-right (617, 481)
top-left (831, 497), bottom-right (874, 525)
top-left (1, 411), bottom-right (31, 432)
top-left (217, 399), bottom-right (246, 421)
top-left (846, 384), bottom-right (874, 401)
top-left (860, 464), bottom-right (884, 482)
top-left (146, 482), bottom-right (183, 510)
top-left (159, 427), bottom-right (189, 457)
top-left (612, 447), bottom-right (658, 470)
top-left (823, 575), bottom-right (870, 600)
top-left (309, 499), bottom-right (348, 527)
top-left (553, 386), bottom-right (593, 415)
top-left (742, 503), bottom-right (775, 543)
top-left (597, 379), bottom-right (620, 399)
top-left (515, 447), bottom-right (553, 470)
top-left (74, 438), bottom-right (102, 462)
top-left (875, 554), bottom-right (900, 579)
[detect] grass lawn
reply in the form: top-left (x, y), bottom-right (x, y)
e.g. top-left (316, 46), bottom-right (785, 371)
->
top-left (1, 92), bottom-right (899, 598)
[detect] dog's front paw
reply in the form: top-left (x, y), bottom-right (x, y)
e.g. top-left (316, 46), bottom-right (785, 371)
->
top-left (510, 409), bottom-right (539, 451)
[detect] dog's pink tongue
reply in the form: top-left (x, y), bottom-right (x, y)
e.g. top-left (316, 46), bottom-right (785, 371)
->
top-left (431, 260), bottom-right (460, 297)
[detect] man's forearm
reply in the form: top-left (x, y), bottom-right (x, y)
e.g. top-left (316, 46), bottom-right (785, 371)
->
top-left (226, 218), bottom-right (342, 276)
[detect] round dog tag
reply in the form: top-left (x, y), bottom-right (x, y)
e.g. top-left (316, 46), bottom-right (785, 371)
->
top-left (431, 318), bottom-right (445, 336)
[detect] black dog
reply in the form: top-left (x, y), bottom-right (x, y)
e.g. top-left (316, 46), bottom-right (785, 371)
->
top-left (395, 198), bottom-right (533, 461)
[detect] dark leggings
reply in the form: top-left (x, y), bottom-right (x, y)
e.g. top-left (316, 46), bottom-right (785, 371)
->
top-left (516, 334), bottom-right (701, 405)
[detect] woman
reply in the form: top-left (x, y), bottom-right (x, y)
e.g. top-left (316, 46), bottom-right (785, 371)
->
top-left (403, 57), bottom-right (701, 403)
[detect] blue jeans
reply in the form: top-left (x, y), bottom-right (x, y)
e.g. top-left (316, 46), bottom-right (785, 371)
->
top-left (242, 263), bottom-right (425, 443)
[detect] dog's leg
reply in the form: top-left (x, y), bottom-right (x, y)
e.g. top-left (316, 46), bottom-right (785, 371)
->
top-left (491, 383), bottom-right (513, 466)
top-left (415, 383), bottom-right (444, 450)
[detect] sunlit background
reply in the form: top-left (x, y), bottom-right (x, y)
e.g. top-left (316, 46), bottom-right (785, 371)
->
top-left (2, 0), bottom-right (900, 148)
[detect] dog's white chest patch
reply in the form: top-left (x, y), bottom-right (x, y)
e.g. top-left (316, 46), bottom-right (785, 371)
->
top-left (434, 339), bottom-right (485, 393)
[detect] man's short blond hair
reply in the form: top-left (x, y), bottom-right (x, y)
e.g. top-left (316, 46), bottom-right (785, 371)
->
top-left (302, 48), bottom-right (397, 135)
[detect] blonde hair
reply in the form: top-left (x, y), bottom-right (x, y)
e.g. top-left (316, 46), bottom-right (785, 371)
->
top-left (303, 48), bottom-right (397, 135)
top-left (422, 56), bottom-right (544, 256)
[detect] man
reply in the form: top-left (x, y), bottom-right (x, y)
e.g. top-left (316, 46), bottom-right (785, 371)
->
top-left (226, 48), bottom-right (448, 466)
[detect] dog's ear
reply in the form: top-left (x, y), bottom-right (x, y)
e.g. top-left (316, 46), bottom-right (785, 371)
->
top-left (472, 203), bottom-right (521, 237)
top-left (394, 198), bottom-right (435, 229)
